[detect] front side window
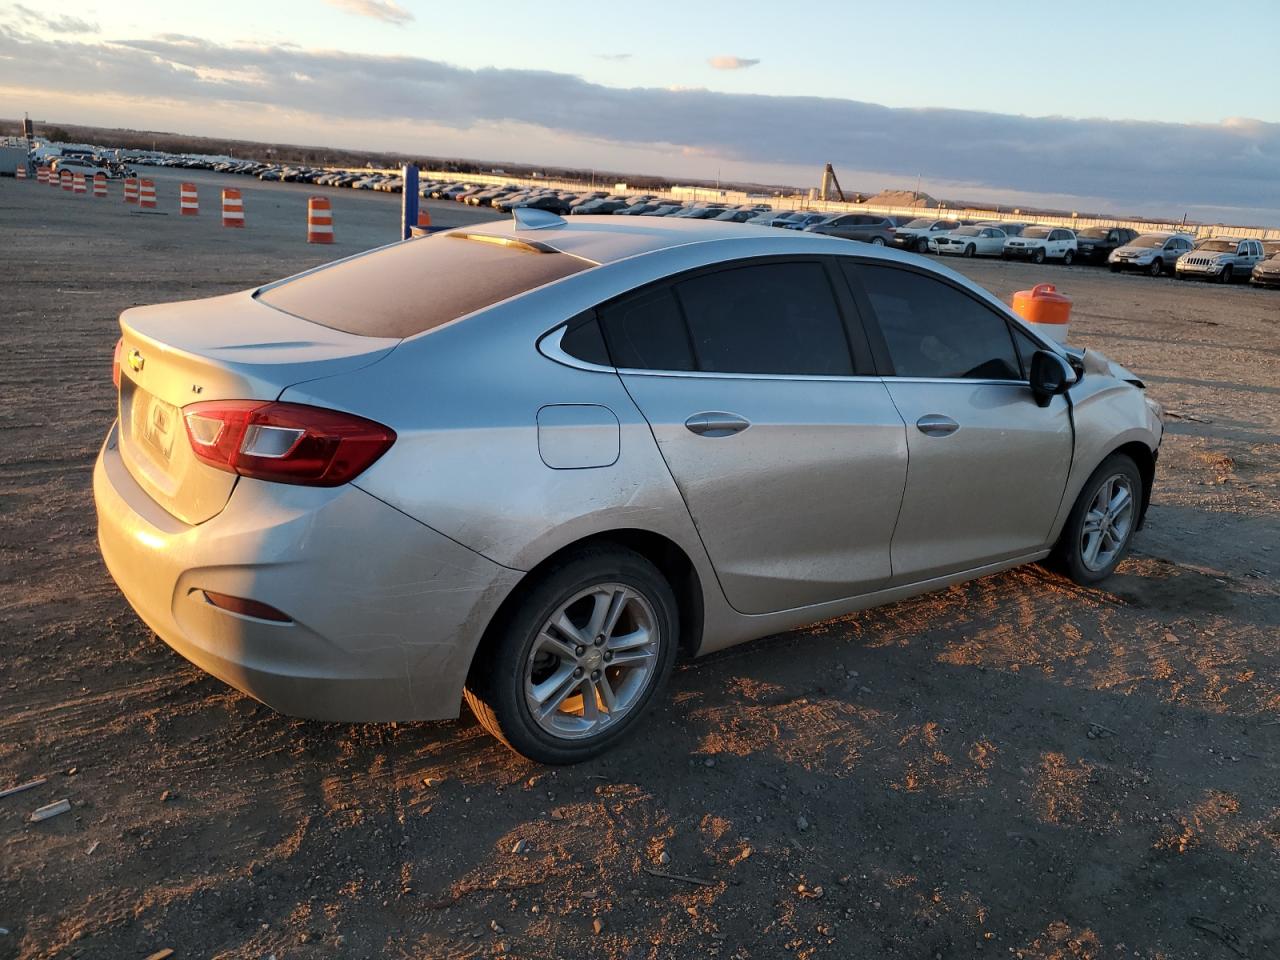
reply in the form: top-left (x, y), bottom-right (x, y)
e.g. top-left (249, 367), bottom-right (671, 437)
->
top-left (848, 264), bottom-right (1021, 381)
top-left (675, 262), bottom-right (854, 376)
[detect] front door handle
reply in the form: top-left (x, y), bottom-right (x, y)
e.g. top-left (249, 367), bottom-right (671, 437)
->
top-left (916, 414), bottom-right (959, 437)
top-left (685, 412), bottom-right (751, 437)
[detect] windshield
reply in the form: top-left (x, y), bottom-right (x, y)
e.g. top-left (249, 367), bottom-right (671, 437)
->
top-left (1130, 235), bottom-right (1167, 248)
top-left (1195, 240), bottom-right (1237, 252)
top-left (903, 218), bottom-right (932, 228)
top-left (1077, 227), bottom-right (1111, 239)
top-left (1023, 227), bottom-right (1052, 239)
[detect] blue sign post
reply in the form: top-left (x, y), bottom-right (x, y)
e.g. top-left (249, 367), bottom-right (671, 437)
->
top-left (401, 164), bottom-right (419, 240)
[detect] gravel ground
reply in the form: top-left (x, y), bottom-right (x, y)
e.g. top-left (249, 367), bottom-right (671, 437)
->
top-left (1, 170), bottom-right (1277, 960)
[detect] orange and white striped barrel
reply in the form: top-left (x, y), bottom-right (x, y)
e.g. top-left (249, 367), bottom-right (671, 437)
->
top-left (138, 179), bottom-right (157, 208)
top-left (417, 208), bottom-right (431, 228)
top-left (123, 178), bottom-right (139, 203)
top-left (60, 170), bottom-right (73, 191)
top-left (179, 182), bottom-right (198, 216)
top-left (93, 173), bottom-right (108, 198)
top-left (36, 167), bottom-right (48, 184)
top-left (15, 164), bottom-right (26, 180)
top-left (306, 196), bottom-right (334, 243)
top-left (72, 172), bottom-right (87, 195)
top-left (221, 188), bottom-right (244, 227)
top-left (50, 168), bottom-right (62, 188)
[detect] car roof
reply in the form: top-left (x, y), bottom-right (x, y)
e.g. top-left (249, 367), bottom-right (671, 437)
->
top-left (438, 213), bottom-right (966, 271)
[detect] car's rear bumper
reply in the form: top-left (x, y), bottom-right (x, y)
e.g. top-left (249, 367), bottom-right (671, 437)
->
top-left (94, 423), bottom-right (522, 722)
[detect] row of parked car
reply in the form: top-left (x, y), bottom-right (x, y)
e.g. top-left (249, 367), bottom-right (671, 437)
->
top-left (128, 154), bottom-right (1280, 287)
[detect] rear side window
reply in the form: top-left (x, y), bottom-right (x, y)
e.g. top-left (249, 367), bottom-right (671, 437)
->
top-left (257, 234), bottom-right (591, 338)
top-left (849, 263), bottom-right (1021, 381)
top-left (675, 262), bottom-right (853, 376)
top-left (599, 286), bottom-right (695, 371)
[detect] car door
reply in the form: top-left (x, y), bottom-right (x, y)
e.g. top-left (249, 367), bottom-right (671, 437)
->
top-left (840, 260), bottom-right (1074, 583)
top-left (980, 228), bottom-right (1004, 256)
top-left (600, 257), bottom-right (909, 615)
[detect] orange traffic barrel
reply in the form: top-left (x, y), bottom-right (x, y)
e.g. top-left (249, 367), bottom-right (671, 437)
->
top-left (417, 208), bottom-right (431, 227)
top-left (36, 167), bottom-right (48, 184)
top-left (221, 188), bottom-right (245, 227)
top-left (179, 182), bottom-right (198, 215)
top-left (93, 173), bottom-right (107, 198)
top-left (15, 164), bottom-right (26, 180)
top-left (1012, 283), bottom-right (1072, 344)
top-left (72, 172), bottom-right (87, 194)
top-left (307, 196), bottom-right (334, 243)
top-left (138, 179), bottom-right (157, 208)
top-left (60, 170), bottom-right (73, 191)
top-left (123, 178), bottom-right (138, 203)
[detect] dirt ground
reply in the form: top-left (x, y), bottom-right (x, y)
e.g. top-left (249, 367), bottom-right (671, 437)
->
top-left (1, 171), bottom-right (1277, 960)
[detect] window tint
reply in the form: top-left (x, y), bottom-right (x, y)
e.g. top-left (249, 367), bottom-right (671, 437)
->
top-left (849, 264), bottom-right (1021, 381)
top-left (674, 262), bottom-right (853, 376)
top-left (558, 312), bottom-right (610, 366)
top-left (599, 286), bottom-right (695, 371)
top-left (256, 234), bottom-right (591, 338)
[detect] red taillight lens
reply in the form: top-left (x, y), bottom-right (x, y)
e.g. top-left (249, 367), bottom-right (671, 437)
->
top-left (182, 400), bottom-right (395, 487)
top-left (112, 338), bottom-right (123, 389)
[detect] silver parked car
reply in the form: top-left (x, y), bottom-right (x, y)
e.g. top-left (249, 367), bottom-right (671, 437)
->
top-left (1108, 232), bottom-right (1196, 276)
top-left (95, 212), bottom-right (1163, 763)
top-left (1176, 237), bottom-right (1266, 282)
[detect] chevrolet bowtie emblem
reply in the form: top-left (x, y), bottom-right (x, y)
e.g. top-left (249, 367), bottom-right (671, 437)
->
top-left (128, 349), bottom-right (144, 373)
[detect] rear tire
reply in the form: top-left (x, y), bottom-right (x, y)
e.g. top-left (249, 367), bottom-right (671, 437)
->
top-left (964, 244), bottom-right (976, 258)
top-left (1063, 249), bottom-right (1075, 265)
top-left (1053, 453), bottom-right (1143, 585)
top-left (870, 236), bottom-right (886, 246)
top-left (1149, 258), bottom-right (1163, 277)
top-left (463, 547), bottom-right (679, 764)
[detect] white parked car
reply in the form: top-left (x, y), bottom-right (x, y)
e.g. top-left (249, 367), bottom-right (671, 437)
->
top-left (930, 225), bottom-right (1009, 258)
top-left (49, 156), bottom-right (115, 179)
top-left (1108, 233), bottom-right (1196, 277)
top-left (1003, 226), bottom-right (1078, 265)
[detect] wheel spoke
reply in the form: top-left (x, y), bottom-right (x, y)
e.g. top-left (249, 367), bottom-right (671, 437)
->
top-left (596, 672), bottom-right (617, 712)
top-left (532, 667), bottom-right (581, 717)
top-left (609, 646), bottom-right (656, 667)
top-left (1083, 510), bottom-right (1106, 534)
top-left (607, 625), bottom-right (652, 652)
top-left (552, 612), bottom-right (588, 647)
top-left (534, 628), bottom-right (579, 663)
top-left (1108, 484), bottom-right (1132, 518)
top-left (581, 681), bottom-right (602, 722)
top-left (1082, 531), bottom-right (1103, 567)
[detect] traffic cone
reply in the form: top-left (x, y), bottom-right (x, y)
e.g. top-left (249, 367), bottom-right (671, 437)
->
top-left (93, 173), bottom-right (108, 198)
top-left (36, 167), bottom-right (48, 184)
top-left (138, 179), bottom-right (156, 208)
top-left (60, 170), bottom-right (72, 191)
top-left (72, 172), bottom-right (87, 195)
top-left (179, 182), bottom-right (198, 216)
top-left (306, 196), bottom-right (334, 243)
top-left (15, 164), bottom-right (26, 180)
top-left (417, 208), bottom-right (431, 227)
top-left (123, 178), bottom-right (138, 203)
top-left (221, 188), bottom-right (244, 227)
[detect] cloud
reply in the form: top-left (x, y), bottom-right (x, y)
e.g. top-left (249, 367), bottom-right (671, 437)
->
top-left (10, 3), bottom-right (98, 34)
top-left (323, 0), bottom-right (414, 25)
top-left (708, 55), bottom-right (759, 70)
top-left (597, 53), bottom-right (632, 62)
top-left (1, 29), bottom-right (1276, 222)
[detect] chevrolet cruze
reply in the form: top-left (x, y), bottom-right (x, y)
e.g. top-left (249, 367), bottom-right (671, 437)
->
top-left (95, 211), bottom-right (1163, 763)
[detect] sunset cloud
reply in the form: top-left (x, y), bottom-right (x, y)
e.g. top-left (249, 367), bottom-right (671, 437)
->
top-left (708, 55), bottom-right (760, 70)
top-left (323, 0), bottom-right (414, 26)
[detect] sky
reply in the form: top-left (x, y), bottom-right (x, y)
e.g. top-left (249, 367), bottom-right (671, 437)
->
top-left (2, 0), bottom-right (1278, 223)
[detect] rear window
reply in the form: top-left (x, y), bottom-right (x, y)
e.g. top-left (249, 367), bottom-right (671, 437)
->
top-left (256, 234), bottom-right (592, 338)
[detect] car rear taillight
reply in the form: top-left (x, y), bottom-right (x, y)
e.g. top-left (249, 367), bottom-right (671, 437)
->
top-left (112, 338), bottom-right (123, 389)
top-left (182, 400), bottom-right (395, 487)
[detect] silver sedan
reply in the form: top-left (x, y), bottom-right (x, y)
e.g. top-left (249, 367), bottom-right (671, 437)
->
top-left (95, 211), bottom-right (1163, 763)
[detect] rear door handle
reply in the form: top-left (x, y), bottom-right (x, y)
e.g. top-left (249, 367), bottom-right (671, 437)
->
top-left (685, 412), bottom-right (751, 437)
top-left (916, 414), bottom-right (959, 437)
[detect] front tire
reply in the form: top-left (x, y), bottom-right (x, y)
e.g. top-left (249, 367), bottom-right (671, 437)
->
top-left (1032, 248), bottom-right (1046, 264)
top-left (1054, 454), bottom-right (1143, 585)
top-left (463, 547), bottom-right (679, 764)
top-left (916, 237), bottom-right (929, 254)
top-left (1149, 258), bottom-right (1163, 277)
top-left (1220, 265), bottom-right (1233, 284)
top-left (870, 236), bottom-right (886, 246)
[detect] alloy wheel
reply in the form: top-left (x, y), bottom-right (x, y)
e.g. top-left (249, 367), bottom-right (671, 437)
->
top-left (1080, 474), bottom-right (1135, 572)
top-left (524, 583), bottom-right (660, 740)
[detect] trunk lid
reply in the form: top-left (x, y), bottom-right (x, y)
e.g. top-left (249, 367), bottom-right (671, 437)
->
top-left (116, 290), bottom-right (398, 525)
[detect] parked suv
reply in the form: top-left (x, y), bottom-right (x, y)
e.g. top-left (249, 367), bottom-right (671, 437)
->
top-left (1003, 226), bottom-right (1078, 264)
top-left (1249, 241), bottom-right (1280, 288)
top-left (1108, 233), bottom-right (1195, 276)
top-left (892, 218), bottom-right (962, 253)
top-left (1176, 237), bottom-right (1265, 283)
top-left (1074, 226), bottom-right (1139, 265)
top-left (804, 213), bottom-right (895, 245)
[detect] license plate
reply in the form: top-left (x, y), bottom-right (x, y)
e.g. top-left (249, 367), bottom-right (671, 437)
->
top-left (135, 389), bottom-right (179, 463)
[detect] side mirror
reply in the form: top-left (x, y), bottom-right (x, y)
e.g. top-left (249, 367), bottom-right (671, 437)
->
top-left (1030, 350), bottom-right (1073, 407)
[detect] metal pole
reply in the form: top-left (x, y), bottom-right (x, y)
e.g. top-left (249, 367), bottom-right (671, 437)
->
top-left (401, 163), bottom-right (419, 240)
